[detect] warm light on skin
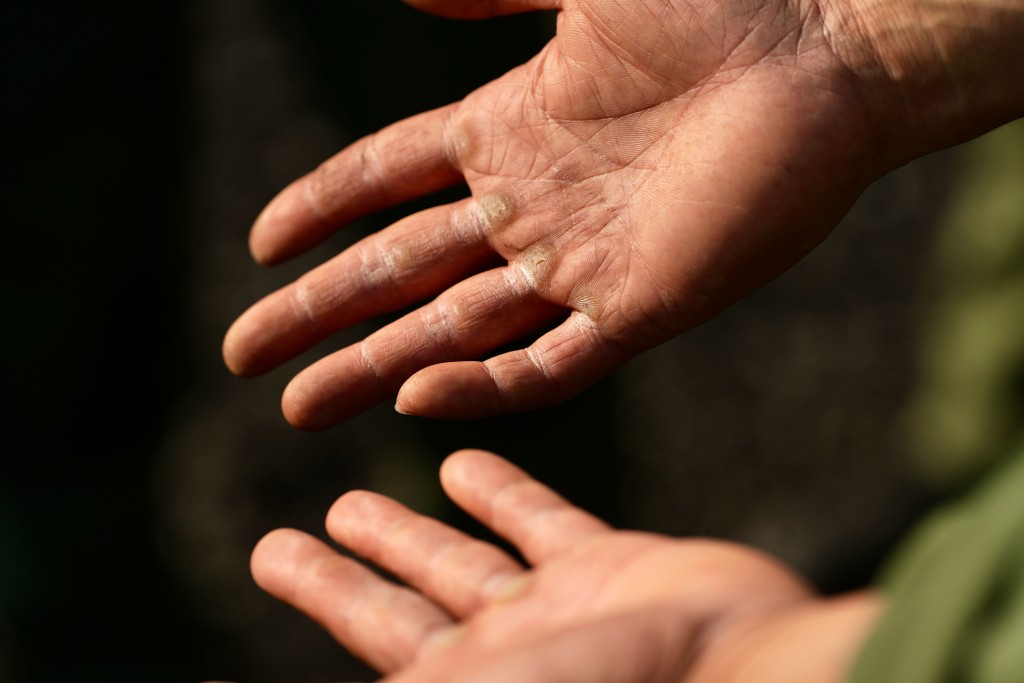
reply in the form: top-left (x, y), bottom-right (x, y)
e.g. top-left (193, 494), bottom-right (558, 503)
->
top-left (223, 0), bottom-right (1024, 432)
top-left (225, 1), bottom-right (1024, 672)
top-left (247, 450), bottom-right (884, 683)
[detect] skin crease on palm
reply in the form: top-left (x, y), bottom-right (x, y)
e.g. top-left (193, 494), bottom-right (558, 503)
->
top-left (248, 450), bottom-right (881, 683)
top-left (220, 0), bottom-right (909, 430)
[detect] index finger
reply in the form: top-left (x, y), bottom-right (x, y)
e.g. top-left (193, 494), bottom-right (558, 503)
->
top-left (250, 103), bottom-right (464, 264)
top-left (439, 450), bottom-right (610, 565)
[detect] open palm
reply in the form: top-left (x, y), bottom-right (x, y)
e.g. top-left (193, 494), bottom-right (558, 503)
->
top-left (223, 0), bottom-right (881, 429)
top-left (252, 450), bottom-right (877, 682)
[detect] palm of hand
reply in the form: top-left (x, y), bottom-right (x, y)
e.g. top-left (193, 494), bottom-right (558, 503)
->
top-left (252, 450), bottom-right (815, 683)
top-left (409, 536), bottom-right (814, 683)
top-left (224, 0), bottom-right (877, 428)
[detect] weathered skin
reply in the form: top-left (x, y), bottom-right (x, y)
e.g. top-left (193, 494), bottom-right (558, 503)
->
top-left (222, 0), bottom-right (1024, 429)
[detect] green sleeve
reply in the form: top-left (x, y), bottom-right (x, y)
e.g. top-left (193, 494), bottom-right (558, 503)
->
top-left (848, 440), bottom-right (1024, 683)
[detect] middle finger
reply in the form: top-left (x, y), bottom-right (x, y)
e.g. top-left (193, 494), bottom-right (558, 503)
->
top-left (224, 194), bottom-right (513, 377)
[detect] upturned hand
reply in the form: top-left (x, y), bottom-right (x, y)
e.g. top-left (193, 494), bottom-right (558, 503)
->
top-left (223, 0), bottom-right (1021, 428)
top-left (251, 450), bottom-right (879, 682)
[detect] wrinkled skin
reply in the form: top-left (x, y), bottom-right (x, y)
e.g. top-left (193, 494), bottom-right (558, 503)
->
top-left (223, 0), bottom-right (890, 429)
top-left (250, 450), bottom-right (879, 682)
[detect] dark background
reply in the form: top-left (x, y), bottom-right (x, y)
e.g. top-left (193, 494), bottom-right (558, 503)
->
top-left (4, 2), bottom-right (960, 681)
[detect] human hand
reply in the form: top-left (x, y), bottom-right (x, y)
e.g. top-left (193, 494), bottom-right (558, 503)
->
top-left (223, 0), bottom-right (1024, 429)
top-left (251, 450), bottom-right (879, 682)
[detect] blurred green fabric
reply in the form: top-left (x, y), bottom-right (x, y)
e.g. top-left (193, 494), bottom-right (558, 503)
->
top-left (901, 121), bottom-right (1024, 490)
top-left (850, 438), bottom-right (1024, 682)
top-left (850, 119), bottom-right (1024, 682)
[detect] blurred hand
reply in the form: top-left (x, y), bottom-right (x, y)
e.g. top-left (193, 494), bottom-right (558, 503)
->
top-left (222, 0), bottom-right (896, 428)
top-left (252, 450), bottom-right (879, 682)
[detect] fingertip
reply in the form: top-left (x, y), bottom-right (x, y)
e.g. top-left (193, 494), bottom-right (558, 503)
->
top-left (248, 199), bottom-right (287, 267)
top-left (439, 449), bottom-right (506, 499)
top-left (440, 448), bottom-right (500, 479)
top-left (224, 287), bottom-right (324, 378)
top-left (325, 489), bottom-right (378, 540)
top-left (222, 306), bottom-right (291, 378)
top-left (250, 527), bottom-right (306, 592)
top-left (393, 370), bottom-right (426, 416)
top-left (248, 228), bottom-right (276, 267)
top-left (396, 363), bottom-right (502, 419)
top-left (249, 177), bottom-right (325, 266)
top-left (221, 315), bottom-right (257, 377)
top-left (281, 371), bottom-right (341, 431)
top-left (283, 351), bottom-right (391, 430)
top-left (281, 390), bottom-right (325, 432)
top-left (221, 329), bottom-right (245, 377)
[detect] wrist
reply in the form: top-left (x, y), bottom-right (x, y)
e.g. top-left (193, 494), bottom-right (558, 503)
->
top-left (817, 0), bottom-right (1024, 163)
top-left (693, 591), bottom-right (883, 683)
